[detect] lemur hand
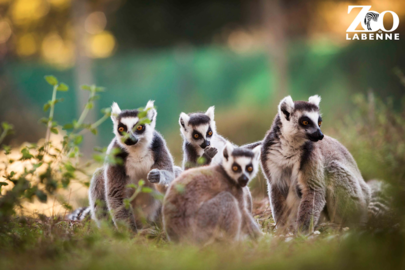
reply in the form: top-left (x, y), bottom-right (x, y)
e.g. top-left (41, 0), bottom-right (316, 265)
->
top-left (204, 147), bottom-right (218, 159)
top-left (147, 169), bottom-right (161, 184)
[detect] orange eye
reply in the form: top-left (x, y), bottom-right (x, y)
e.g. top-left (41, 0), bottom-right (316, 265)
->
top-left (194, 134), bottom-right (199, 139)
top-left (137, 125), bottom-right (144, 131)
top-left (302, 121), bottom-right (308, 126)
top-left (208, 131), bottom-right (213, 136)
top-left (247, 166), bottom-right (253, 172)
top-left (232, 166), bottom-right (238, 172)
top-left (118, 127), bottom-right (125, 132)
top-left (318, 121), bottom-right (322, 127)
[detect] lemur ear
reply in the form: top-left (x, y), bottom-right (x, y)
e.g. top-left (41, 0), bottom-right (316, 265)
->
top-left (179, 112), bottom-right (190, 130)
top-left (145, 100), bottom-right (157, 123)
top-left (252, 145), bottom-right (261, 160)
top-left (278, 96), bottom-right (294, 121)
top-left (223, 142), bottom-right (234, 161)
top-left (205, 106), bottom-right (215, 121)
top-left (308, 95), bottom-right (321, 107)
top-left (111, 102), bottom-right (121, 122)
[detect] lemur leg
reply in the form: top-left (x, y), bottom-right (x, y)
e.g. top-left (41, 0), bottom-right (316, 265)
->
top-left (193, 192), bottom-right (242, 244)
top-left (268, 184), bottom-right (288, 228)
top-left (105, 164), bottom-right (137, 232)
top-left (89, 168), bottom-right (109, 226)
top-left (296, 188), bottom-right (326, 233)
top-left (241, 210), bottom-right (262, 239)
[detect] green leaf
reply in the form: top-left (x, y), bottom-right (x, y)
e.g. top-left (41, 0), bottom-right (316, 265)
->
top-left (40, 118), bottom-right (49, 124)
top-left (53, 98), bottom-right (64, 105)
top-left (95, 87), bottom-right (105, 92)
top-left (138, 180), bottom-right (145, 187)
top-left (174, 184), bottom-right (186, 194)
top-left (20, 148), bottom-right (34, 160)
top-left (1, 122), bottom-right (13, 130)
top-left (63, 123), bottom-right (74, 130)
top-left (0, 182), bottom-right (8, 192)
top-left (90, 128), bottom-right (97, 135)
top-left (81, 85), bottom-right (92, 91)
top-left (35, 190), bottom-right (48, 203)
top-left (45, 75), bottom-right (58, 86)
top-left (57, 83), bottom-right (69, 91)
top-left (101, 107), bottom-right (111, 116)
top-left (74, 135), bottom-right (83, 145)
top-left (86, 103), bottom-right (94, 110)
top-left (50, 127), bottom-right (58, 134)
top-left (43, 103), bottom-right (50, 112)
top-left (138, 110), bottom-right (147, 119)
top-left (126, 183), bottom-right (137, 189)
top-left (141, 187), bottom-right (153, 193)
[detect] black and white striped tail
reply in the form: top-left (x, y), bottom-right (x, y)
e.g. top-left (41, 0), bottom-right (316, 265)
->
top-left (67, 206), bottom-right (91, 221)
top-left (367, 180), bottom-right (391, 221)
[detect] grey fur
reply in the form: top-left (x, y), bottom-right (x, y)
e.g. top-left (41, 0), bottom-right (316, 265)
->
top-left (261, 95), bottom-right (371, 233)
top-left (85, 101), bottom-right (179, 231)
top-left (163, 143), bottom-right (262, 244)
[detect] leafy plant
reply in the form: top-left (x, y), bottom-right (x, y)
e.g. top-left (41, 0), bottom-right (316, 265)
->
top-left (0, 76), bottom-right (111, 224)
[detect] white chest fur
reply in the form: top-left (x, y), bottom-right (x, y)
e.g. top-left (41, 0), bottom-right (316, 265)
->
top-left (210, 136), bottom-right (226, 165)
top-left (125, 148), bottom-right (154, 182)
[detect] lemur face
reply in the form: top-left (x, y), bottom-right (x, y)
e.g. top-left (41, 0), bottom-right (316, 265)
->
top-left (278, 95), bottom-right (324, 142)
top-left (179, 106), bottom-right (217, 149)
top-left (110, 100), bottom-right (157, 148)
top-left (222, 143), bottom-right (261, 187)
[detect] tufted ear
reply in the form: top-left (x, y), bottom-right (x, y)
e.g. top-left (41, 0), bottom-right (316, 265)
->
top-left (308, 95), bottom-right (321, 107)
top-left (278, 96), bottom-right (294, 121)
top-left (252, 145), bottom-right (261, 160)
top-left (179, 112), bottom-right (190, 130)
top-left (223, 142), bottom-right (234, 161)
top-left (205, 106), bottom-right (215, 121)
top-left (111, 102), bottom-right (121, 122)
top-left (145, 100), bottom-right (157, 123)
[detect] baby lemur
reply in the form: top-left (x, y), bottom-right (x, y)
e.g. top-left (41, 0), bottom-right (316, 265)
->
top-left (163, 142), bottom-right (262, 244)
top-left (261, 95), bottom-right (371, 232)
top-left (87, 100), bottom-right (180, 231)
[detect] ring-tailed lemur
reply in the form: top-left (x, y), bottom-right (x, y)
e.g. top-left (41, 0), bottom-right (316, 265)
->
top-left (261, 95), bottom-right (372, 233)
top-left (179, 106), bottom-right (261, 170)
top-left (163, 142), bottom-right (262, 244)
top-left (68, 101), bottom-right (181, 231)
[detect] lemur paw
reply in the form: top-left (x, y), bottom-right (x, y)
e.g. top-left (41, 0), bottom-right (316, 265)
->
top-left (204, 146), bottom-right (218, 158)
top-left (147, 169), bottom-right (161, 184)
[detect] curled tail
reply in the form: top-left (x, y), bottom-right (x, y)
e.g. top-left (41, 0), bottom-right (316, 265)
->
top-left (367, 180), bottom-right (392, 223)
top-left (67, 206), bottom-right (91, 221)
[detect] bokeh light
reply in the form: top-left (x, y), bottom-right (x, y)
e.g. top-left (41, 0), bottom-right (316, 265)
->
top-left (87, 31), bottom-right (115, 58)
top-left (16, 33), bottom-right (37, 56)
top-left (11, 0), bottom-right (50, 26)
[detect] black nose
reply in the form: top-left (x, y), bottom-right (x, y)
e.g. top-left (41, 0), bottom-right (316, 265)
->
top-left (200, 140), bottom-right (209, 149)
top-left (308, 129), bottom-right (324, 142)
top-left (125, 136), bottom-right (138, 146)
top-left (237, 174), bottom-right (249, 187)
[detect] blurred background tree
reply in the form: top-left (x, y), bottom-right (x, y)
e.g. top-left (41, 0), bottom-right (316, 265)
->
top-left (0, 0), bottom-right (404, 181)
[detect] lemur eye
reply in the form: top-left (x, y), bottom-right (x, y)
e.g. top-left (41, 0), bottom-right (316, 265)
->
top-left (232, 166), bottom-right (238, 172)
top-left (302, 121), bottom-right (309, 126)
top-left (118, 127), bottom-right (125, 132)
top-left (318, 121), bottom-right (322, 127)
top-left (208, 131), bottom-right (213, 136)
top-left (194, 134), bottom-right (199, 139)
top-left (137, 125), bottom-right (144, 131)
top-left (247, 166), bottom-right (253, 172)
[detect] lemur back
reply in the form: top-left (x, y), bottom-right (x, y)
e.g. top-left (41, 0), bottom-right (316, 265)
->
top-left (163, 143), bottom-right (262, 244)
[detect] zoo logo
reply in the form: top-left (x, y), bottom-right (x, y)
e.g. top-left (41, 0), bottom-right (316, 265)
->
top-left (347, 5), bottom-right (400, 32)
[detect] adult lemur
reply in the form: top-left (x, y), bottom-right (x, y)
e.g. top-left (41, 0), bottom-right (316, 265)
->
top-left (179, 106), bottom-right (261, 170)
top-left (163, 143), bottom-right (262, 244)
top-left (69, 101), bottom-right (181, 231)
top-left (261, 95), bottom-right (371, 232)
